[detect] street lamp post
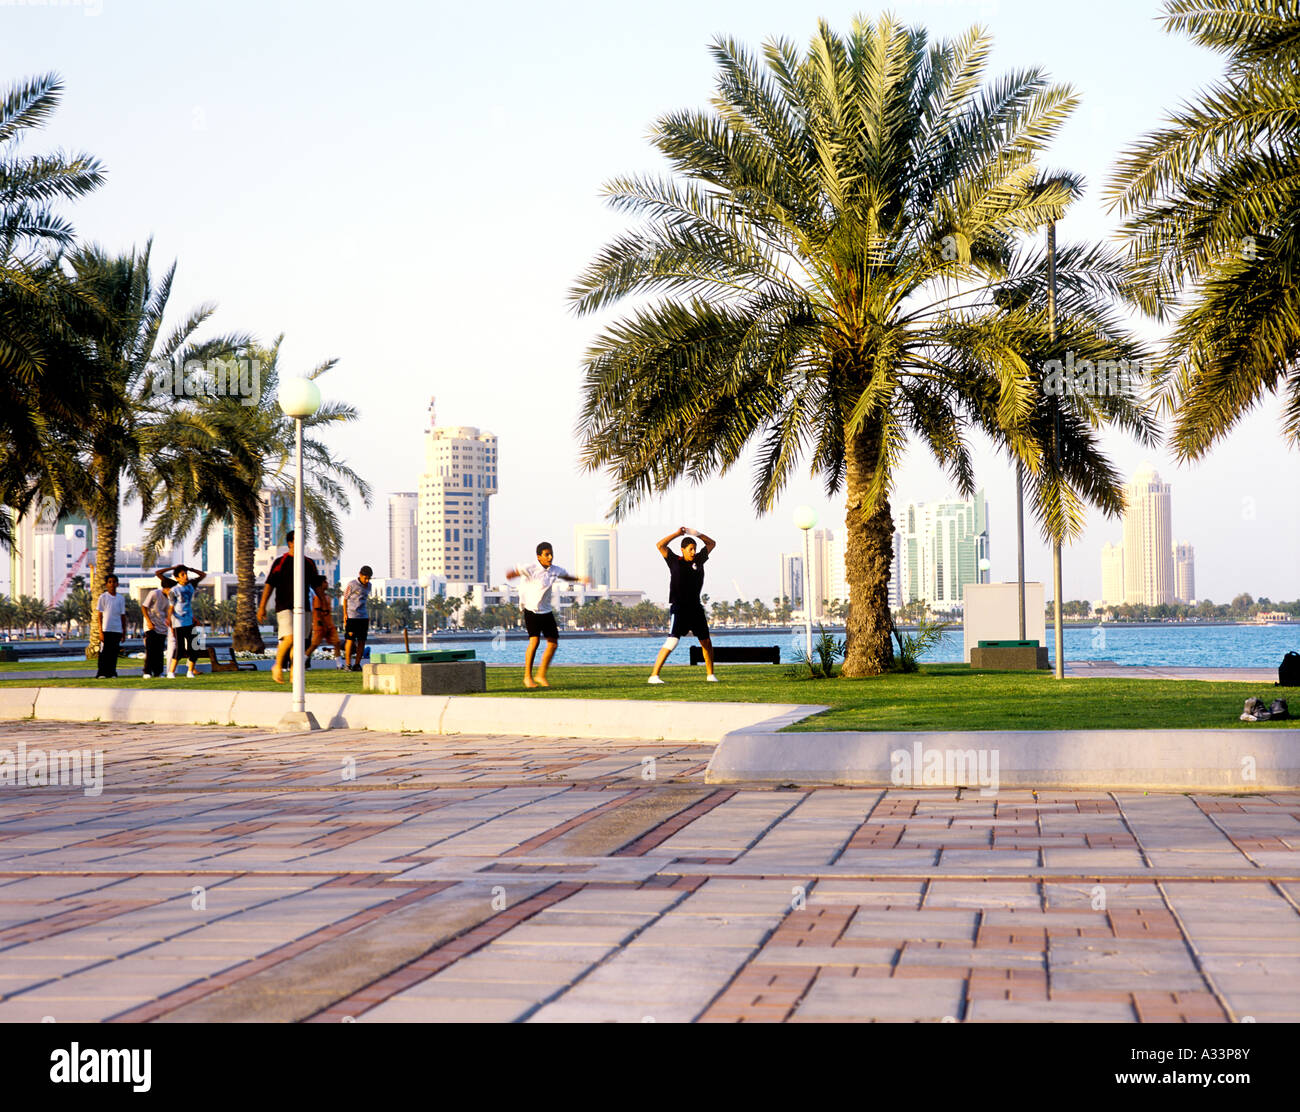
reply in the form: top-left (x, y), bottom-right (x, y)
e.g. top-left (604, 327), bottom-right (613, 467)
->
top-left (793, 505), bottom-right (818, 660)
top-left (277, 376), bottom-right (322, 732)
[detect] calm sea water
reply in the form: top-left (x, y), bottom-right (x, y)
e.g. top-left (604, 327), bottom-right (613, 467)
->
top-left (399, 624), bottom-right (1299, 669)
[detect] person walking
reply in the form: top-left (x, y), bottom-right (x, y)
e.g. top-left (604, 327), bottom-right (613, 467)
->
top-left (505, 543), bottom-right (589, 687)
top-left (342, 565), bottom-right (373, 672)
top-left (166, 565), bottom-right (207, 678)
top-left (648, 526), bottom-right (718, 683)
top-left (307, 586), bottom-right (344, 669)
top-left (93, 574), bottom-right (126, 678)
top-left (141, 574), bottom-right (171, 678)
top-left (256, 530), bottom-right (327, 684)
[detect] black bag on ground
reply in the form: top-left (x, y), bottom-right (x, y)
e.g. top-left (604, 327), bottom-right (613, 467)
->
top-left (1279, 651), bottom-right (1300, 686)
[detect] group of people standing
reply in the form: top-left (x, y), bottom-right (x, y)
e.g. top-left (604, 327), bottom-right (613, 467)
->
top-left (91, 531), bottom-right (374, 681)
top-left (94, 564), bottom-right (205, 679)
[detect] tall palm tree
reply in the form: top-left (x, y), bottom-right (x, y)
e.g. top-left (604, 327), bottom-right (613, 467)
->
top-left (142, 336), bottom-right (369, 651)
top-left (0, 74), bottom-right (105, 551)
top-left (34, 241), bottom-right (244, 654)
top-left (1107, 0), bottom-right (1300, 459)
top-left (573, 17), bottom-right (1156, 675)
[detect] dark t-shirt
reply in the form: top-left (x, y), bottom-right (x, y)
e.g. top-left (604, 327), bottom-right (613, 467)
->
top-left (266, 552), bottom-right (323, 613)
top-left (665, 549), bottom-right (709, 611)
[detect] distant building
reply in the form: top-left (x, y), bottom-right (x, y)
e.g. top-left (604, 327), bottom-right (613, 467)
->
top-left (1101, 541), bottom-right (1125, 606)
top-left (1174, 541), bottom-right (1195, 604)
top-left (4, 505), bottom-right (92, 603)
top-left (574, 524), bottom-right (618, 589)
top-left (896, 489), bottom-right (990, 609)
top-left (809, 528), bottom-right (834, 617)
top-left (825, 533), bottom-right (850, 610)
top-left (417, 397), bottom-right (498, 585)
top-left (778, 553), bottom-right (803, 606)
top-left (388, 492), bottom-right (418, 579)
top-left (1121, 464), bottom-right (1175, 606)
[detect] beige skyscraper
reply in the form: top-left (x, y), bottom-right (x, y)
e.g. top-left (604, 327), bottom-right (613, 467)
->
top-left (417, 398), bottom-right (498, 584)
top-left (1174, 542), bottom-right (1195, 603)
top-left (1100, 542), bottom-right (1125, 605)
top-left (1121, 464), bottom-right (1174, 606)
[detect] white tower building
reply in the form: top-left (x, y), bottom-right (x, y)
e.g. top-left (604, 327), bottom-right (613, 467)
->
top-left (574, 524), bottom-right (619, 589)
top-left (388, 492), bottom-right (418, 579)
top-left (417, 397), bottom-right (498, 585)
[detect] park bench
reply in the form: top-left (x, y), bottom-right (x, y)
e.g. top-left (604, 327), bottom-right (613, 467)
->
top-left (689, 645), bottom-right (780, 665)
top-left (206, 646), bottom-right (257, 673)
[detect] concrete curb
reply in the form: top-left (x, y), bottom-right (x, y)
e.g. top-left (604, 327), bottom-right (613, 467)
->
top-left (0, 687), bottom-right (825, 743)
top-left (705, 727), bottom-right (1300, 791)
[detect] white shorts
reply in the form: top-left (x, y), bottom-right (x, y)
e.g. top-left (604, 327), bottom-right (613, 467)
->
top-left (277, 610), bottom-right (294, 639)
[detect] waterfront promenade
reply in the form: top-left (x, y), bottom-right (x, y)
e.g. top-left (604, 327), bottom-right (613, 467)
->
top-left (0, 719), bottom-right (1296, 1023)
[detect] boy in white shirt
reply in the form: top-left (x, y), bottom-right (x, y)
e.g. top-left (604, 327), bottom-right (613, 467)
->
top-left (94, 575), bottom-right (126, 679)
top-left (505, 542), bottom-right (590, 688)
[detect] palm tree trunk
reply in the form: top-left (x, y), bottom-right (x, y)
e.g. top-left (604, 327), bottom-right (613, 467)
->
top-left (231, 510), bottom-right (264, 652)
top-left (87, 465), bottom-right (119, 657)
top-left (840, 421), bottom-right (896, 677)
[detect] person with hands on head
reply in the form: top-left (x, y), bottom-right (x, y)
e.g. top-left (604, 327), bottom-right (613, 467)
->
top-left (165, 565), bottom-right (207, 678)
top-left (505, 542), bottom-right (590, 688)
top-left (649, 526), bottom-right (717, 684)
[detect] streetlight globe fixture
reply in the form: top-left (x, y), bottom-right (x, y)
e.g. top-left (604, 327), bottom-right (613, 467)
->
top-left (793, 505), bottom-right (818, 531)
top-left (278, 376), bottom-right (321, 419)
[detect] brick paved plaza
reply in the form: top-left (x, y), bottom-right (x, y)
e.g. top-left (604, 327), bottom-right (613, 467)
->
top-left (0, 721), bottom-right (1297, 1023)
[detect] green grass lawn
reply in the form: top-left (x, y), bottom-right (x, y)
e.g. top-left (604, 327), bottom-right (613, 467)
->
top-left (0, 661), bottom-right (1293, 732)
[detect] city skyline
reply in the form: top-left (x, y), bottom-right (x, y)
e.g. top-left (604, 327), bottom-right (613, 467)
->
top-left (6, 0), bottom-right (1296, 606)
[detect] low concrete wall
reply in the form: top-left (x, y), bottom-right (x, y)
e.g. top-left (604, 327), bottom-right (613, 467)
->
top-left (705, 727), bottom-right (1300, 791)
top-left (0, 688), bottom-right (823, 744)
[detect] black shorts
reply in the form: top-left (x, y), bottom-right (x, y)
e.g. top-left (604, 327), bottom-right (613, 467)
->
top-left (523, 609), bottom-right (559, 641)
top-left (670, 607), bottom-right (710, 640)
top-left (344, 618), bottom-right (369, 643)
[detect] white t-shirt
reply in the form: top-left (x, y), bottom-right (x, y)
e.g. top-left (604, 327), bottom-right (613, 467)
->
top-left (513, 563), bottom-right (571, 615)
top-left (96, 592), bottom-right (126, 634)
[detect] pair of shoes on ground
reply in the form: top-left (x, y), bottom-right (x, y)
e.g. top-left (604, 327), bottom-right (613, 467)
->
top-left (648, 674), bottom-right (718, 684)
top-left (1241, 697), bottom-right (1289, 721)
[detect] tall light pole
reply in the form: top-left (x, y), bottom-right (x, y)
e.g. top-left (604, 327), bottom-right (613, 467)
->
top-left (793, 505), bottom-right (818, 660)
top-left (277, 376), bottom-right (322, 732)
top-left (1048, 220), bottom-right (1064, 680)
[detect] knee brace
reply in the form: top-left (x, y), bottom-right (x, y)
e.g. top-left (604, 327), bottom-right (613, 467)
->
top-left (661, 636), bottom-right (680, 654)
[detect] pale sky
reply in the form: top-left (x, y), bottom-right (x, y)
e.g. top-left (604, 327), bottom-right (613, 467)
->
top-left (7, 0), bottom-right (1298, 604)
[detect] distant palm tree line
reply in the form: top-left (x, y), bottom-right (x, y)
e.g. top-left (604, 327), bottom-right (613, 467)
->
top-left (0, 75), bottom-right (368, 654)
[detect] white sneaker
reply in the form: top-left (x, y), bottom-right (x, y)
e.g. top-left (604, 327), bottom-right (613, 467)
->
top-left (166, 672), bottom-right (176, 679)
top-left (187, 668), bottom-right (198, 678)
top-left (143, 673), bottom-right (155, 679)
top-left (706, 674), bottom-right (719, 682)
top-left (647, 675), bottom-right (665, 685)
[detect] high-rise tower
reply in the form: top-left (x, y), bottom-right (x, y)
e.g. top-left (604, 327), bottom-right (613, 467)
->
top-left (1121, 464), bottom-right (1174, 606)
top-left (417, 397), bottom-right (498, 584)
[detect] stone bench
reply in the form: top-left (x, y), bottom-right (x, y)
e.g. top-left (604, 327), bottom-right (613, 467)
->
top-left (970, 640), bottom-right (1050, 671)
top-left (363, 660), bottom-right (486, 695)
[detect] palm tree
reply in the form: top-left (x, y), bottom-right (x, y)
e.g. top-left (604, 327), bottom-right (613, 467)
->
top-left (1108, 0), bottom-right (1300, 459)
top-left (142, 336), bottom-right (369, 651)
top-left (35, 241), bottom-right (243, 654)
top-left (0, 74), bottom-right (105, 551)
top-left (573, 17), bottom-right (1156, 675)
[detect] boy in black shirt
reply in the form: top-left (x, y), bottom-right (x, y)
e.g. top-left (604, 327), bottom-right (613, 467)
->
top-left (648, 526), bottom-right (717, 683)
